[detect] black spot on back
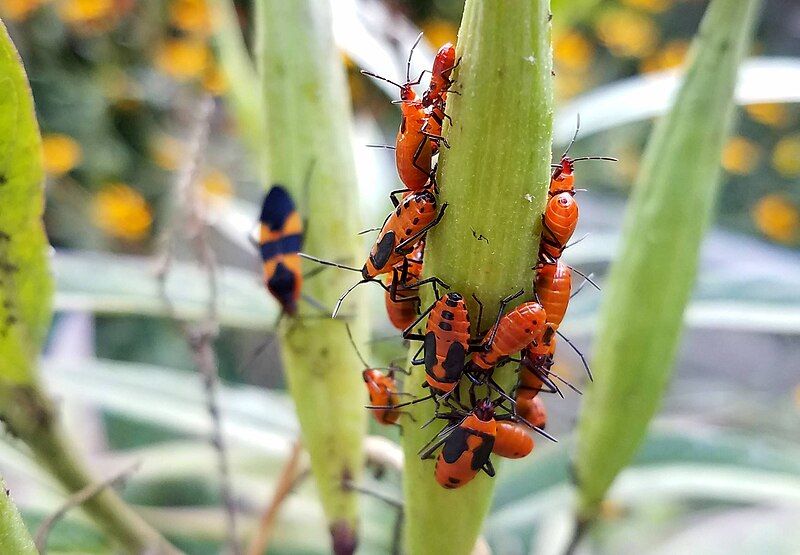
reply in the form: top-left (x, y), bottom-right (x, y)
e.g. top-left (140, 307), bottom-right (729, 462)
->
top-left (442, 342), bottom-right (466, 380)
top-left (441, 310), bottom-right (454, 320)
top-left (369, 231), bottom-right (396, 271)
top-left (471, 434), bottom-right (495, 470)
top-left (424, 332), bottom-right (438, 374)
top-left (438, 321), bottom-right (452, 332)
top-left (442, 427), bottom-right (470, 464)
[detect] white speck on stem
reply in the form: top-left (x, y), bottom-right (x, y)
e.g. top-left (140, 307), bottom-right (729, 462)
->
top-left (524, 55), bottom-right (536, 64)
top-left (524, 194), bottom-right (533, 202)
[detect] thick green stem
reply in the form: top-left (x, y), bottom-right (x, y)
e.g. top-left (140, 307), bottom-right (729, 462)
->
top-left (0, 382), bottom-right (180, 554)
top-left (0, 475), bottom-right (37, 554)
top-left (574, 0), bottom-right (761, 522)
top-left (401, 2), bottom-right (553, 554)
top-left (255, 1), bottom-right (366, 553)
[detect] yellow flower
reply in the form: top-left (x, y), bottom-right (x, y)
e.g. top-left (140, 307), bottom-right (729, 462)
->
top-left (746, 103), bottom-right (788, 128)
top-left (420, 18), bottom-right (458, 48)
top-left (58, 0), bottom-right (113, 24)
top-left (554, 30), bottom-right (594, 72)
top-left (772, 135), bottom-right (800, 177)
top-left (202, 63), bottom-right (228, 96)
top-left (595, 10), bottom-right (659, 58)
top-left (721, 136), bottom-right (760, 175)
top-left (752, 194), bottom-right (798, 244)
top-left (639, 39), bottom-right (690, 73)
top-left (0, 0), bottom-right (42, 21)
top-left (42, 134), bottom-right (83, 176)
top-left (555, 71), bottom-right (590, 100)
top-left (201, 169), bottom-right (232, 201)
top-left (156, 38), bottom-right (210, 81)
top-left (620, 0), bottom-right (673, 13)
top-left (92, 183), bottom-right (153, 241)
top-left (150, 134), bottom-right (185, 171)
top-left (169, 0), bottom-right (210, 34)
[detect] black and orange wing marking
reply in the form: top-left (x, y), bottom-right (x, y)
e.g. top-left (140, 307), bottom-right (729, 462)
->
top-left (259, 185), bottom-right (304, 315)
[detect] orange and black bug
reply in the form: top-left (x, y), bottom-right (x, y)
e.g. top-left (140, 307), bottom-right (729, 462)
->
top-left (420, 397), bottom-right (555, 489)
top-left (403, 292), bottom-right (472, 395)
top-left (258, 185), bottom-right (304, 316)
top-left (468, 295), bottom-right (548, 374)
top-left (345, 324), bottom-right (412, 427)
top-left (539, 192), bottom-right (579, 264)
top-left (362, 35), bottom-right (449, 192)
top-left (549, 116), bottom-right (617, 197)
top-left (384, 241), bottom-right (425, 331)
top-left (492, 421), bottom-right (534, 459)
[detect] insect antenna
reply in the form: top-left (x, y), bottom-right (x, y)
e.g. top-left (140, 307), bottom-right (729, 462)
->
top-left (361, 70), bottom-right (404, 90)
top-left (345, 323), bottom-right (371, 369)
top-left (406, 31), bottom-right (424, 83)
top-left (298, 253), bottom-right (361, 273)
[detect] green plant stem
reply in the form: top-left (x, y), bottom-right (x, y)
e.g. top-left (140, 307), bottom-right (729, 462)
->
top-left (401, 2), bottom-right (554, 554)
top-left (0, 381), bottom-right (180, 554)
top-left (574, 0), bottom-right (761, 523)
top-left (255, 1), bottom-right (367, 553)
top-left (0, 475), bottom-right (37, 554)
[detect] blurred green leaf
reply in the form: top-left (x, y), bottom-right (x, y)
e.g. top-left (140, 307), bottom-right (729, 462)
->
top-left (0, 475), bottom-right (37, 554)
top-left (574, 0), bottom-right (762, 519)
top-left (0, 18), bottom-right (51, 385)
top-left (53, 251), bottom-right (276, 330)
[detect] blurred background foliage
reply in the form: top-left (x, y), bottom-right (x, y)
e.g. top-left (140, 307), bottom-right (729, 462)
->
top-left (0, 0), bottom-right (799, 553)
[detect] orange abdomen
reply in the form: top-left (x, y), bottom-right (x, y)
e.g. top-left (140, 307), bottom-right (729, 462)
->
top-left (493, 421), bottom-right (534, 459)
top-left (535, 261), bottom-right (572, 327)
top-left (396, 107), bottom-right (432, 190)
top-left (363, 370), bottom-right (400, 425)
top-left (516, 391), bottom-right (547, 429)
top-left (473, 302), bottom-right (547, 371)
top-left (541, 193), bottom-right (578, 261)
top-left (424, 293), bottom-right (471, 392)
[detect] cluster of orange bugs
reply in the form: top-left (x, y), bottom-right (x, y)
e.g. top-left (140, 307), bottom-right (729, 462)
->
top-left (293, 35), bottom-right (616, 490)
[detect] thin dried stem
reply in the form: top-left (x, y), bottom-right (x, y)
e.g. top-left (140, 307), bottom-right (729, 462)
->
top-left (156, 95), bottom-right (239, 555)
top-left (34, 462), bottom-right (141, 553)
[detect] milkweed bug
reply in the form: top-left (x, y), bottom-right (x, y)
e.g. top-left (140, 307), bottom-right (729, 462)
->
top-left (422, 42), bottom-right (457, 108)
top-left (362, 34), bottom-right (449, 191)
top-left (539, 192), bottom-right (579, 264)
top-left (384, 241), bottom-right (425, 330)
top-left (301, 189), bottom-right (448, 317)
top-left (492, 421), bottom-right (534, 459)
top-left (515, 392), bottom-right (547, 430)
top-left (419, 396), bottom-right (555, 489)
top-left (345, 324), bottom-right (412, 427)
top-left (549, 115), bottom-right (617, 197)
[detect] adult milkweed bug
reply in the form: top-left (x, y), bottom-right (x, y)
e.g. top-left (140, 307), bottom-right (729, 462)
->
top-left (301, 189), bottom-right (448, 317)
top-left (345, 324), bottom-right (412, 427)
top-left (492, 421), bottom-right (534, 459)
top-left (362, 34), bottom-right (449, 192)
top-left (539, 192), bottom-right (579, 264)
top-left (419, 396), bottom-right (555, 489)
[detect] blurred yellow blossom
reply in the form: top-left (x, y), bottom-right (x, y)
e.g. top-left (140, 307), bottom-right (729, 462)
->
top-left (58, 0), bottom-right (113, 25)
top-left (772, 135), bottom-right (800, 177)
top-left (421, 18), bottom-right (458, 48)
top-left (721, 137), bottom-right (760, 175)
top-left (169, 0), bottom-right (210, 34)
top-left (92, 183), bottom-right (152, 241)
top-left (620, 0), bottom-right (673, 13)
top-left (752, 194), bottom-right (798, 244)
top-left (202, 64), bottom-right (228, 95)
top-left (156, 38), bottom-right (210, 81)
top-left (554, 30), bottom-right (594, 72)
top-left (639, 39), bottom-right (690, 73)
top-left (0, 0), bottom-right (42, 21)
top-left (201, 169), bottom-right (233, 202)
top-left (595, 10), bottom-right (659, 58)
top-left (151, 135), bottom-right (185, 171)
top-left (42, 134), bottom-right (83, 176)
top-left (555, 72), bottom-right (590, 100)
top-left (746, 103), bottom-right (788, 127)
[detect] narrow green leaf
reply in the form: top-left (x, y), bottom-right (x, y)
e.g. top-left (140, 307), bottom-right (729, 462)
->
top-left (0, 18), bottom-right (51, 385)
top-left (255, 1), bottom-right (367, 551)
top-left (401, 2), bottom-right (553, 554)
top-left (0, 476), bottom-right (37, 555)
top-left (574, 0), bottom-right (762, 520)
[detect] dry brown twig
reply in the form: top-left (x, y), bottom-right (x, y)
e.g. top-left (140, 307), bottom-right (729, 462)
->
top-left (34, 462), bottom-right (141, 553)
top-left (156, 94), bottom-right (240, 555)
